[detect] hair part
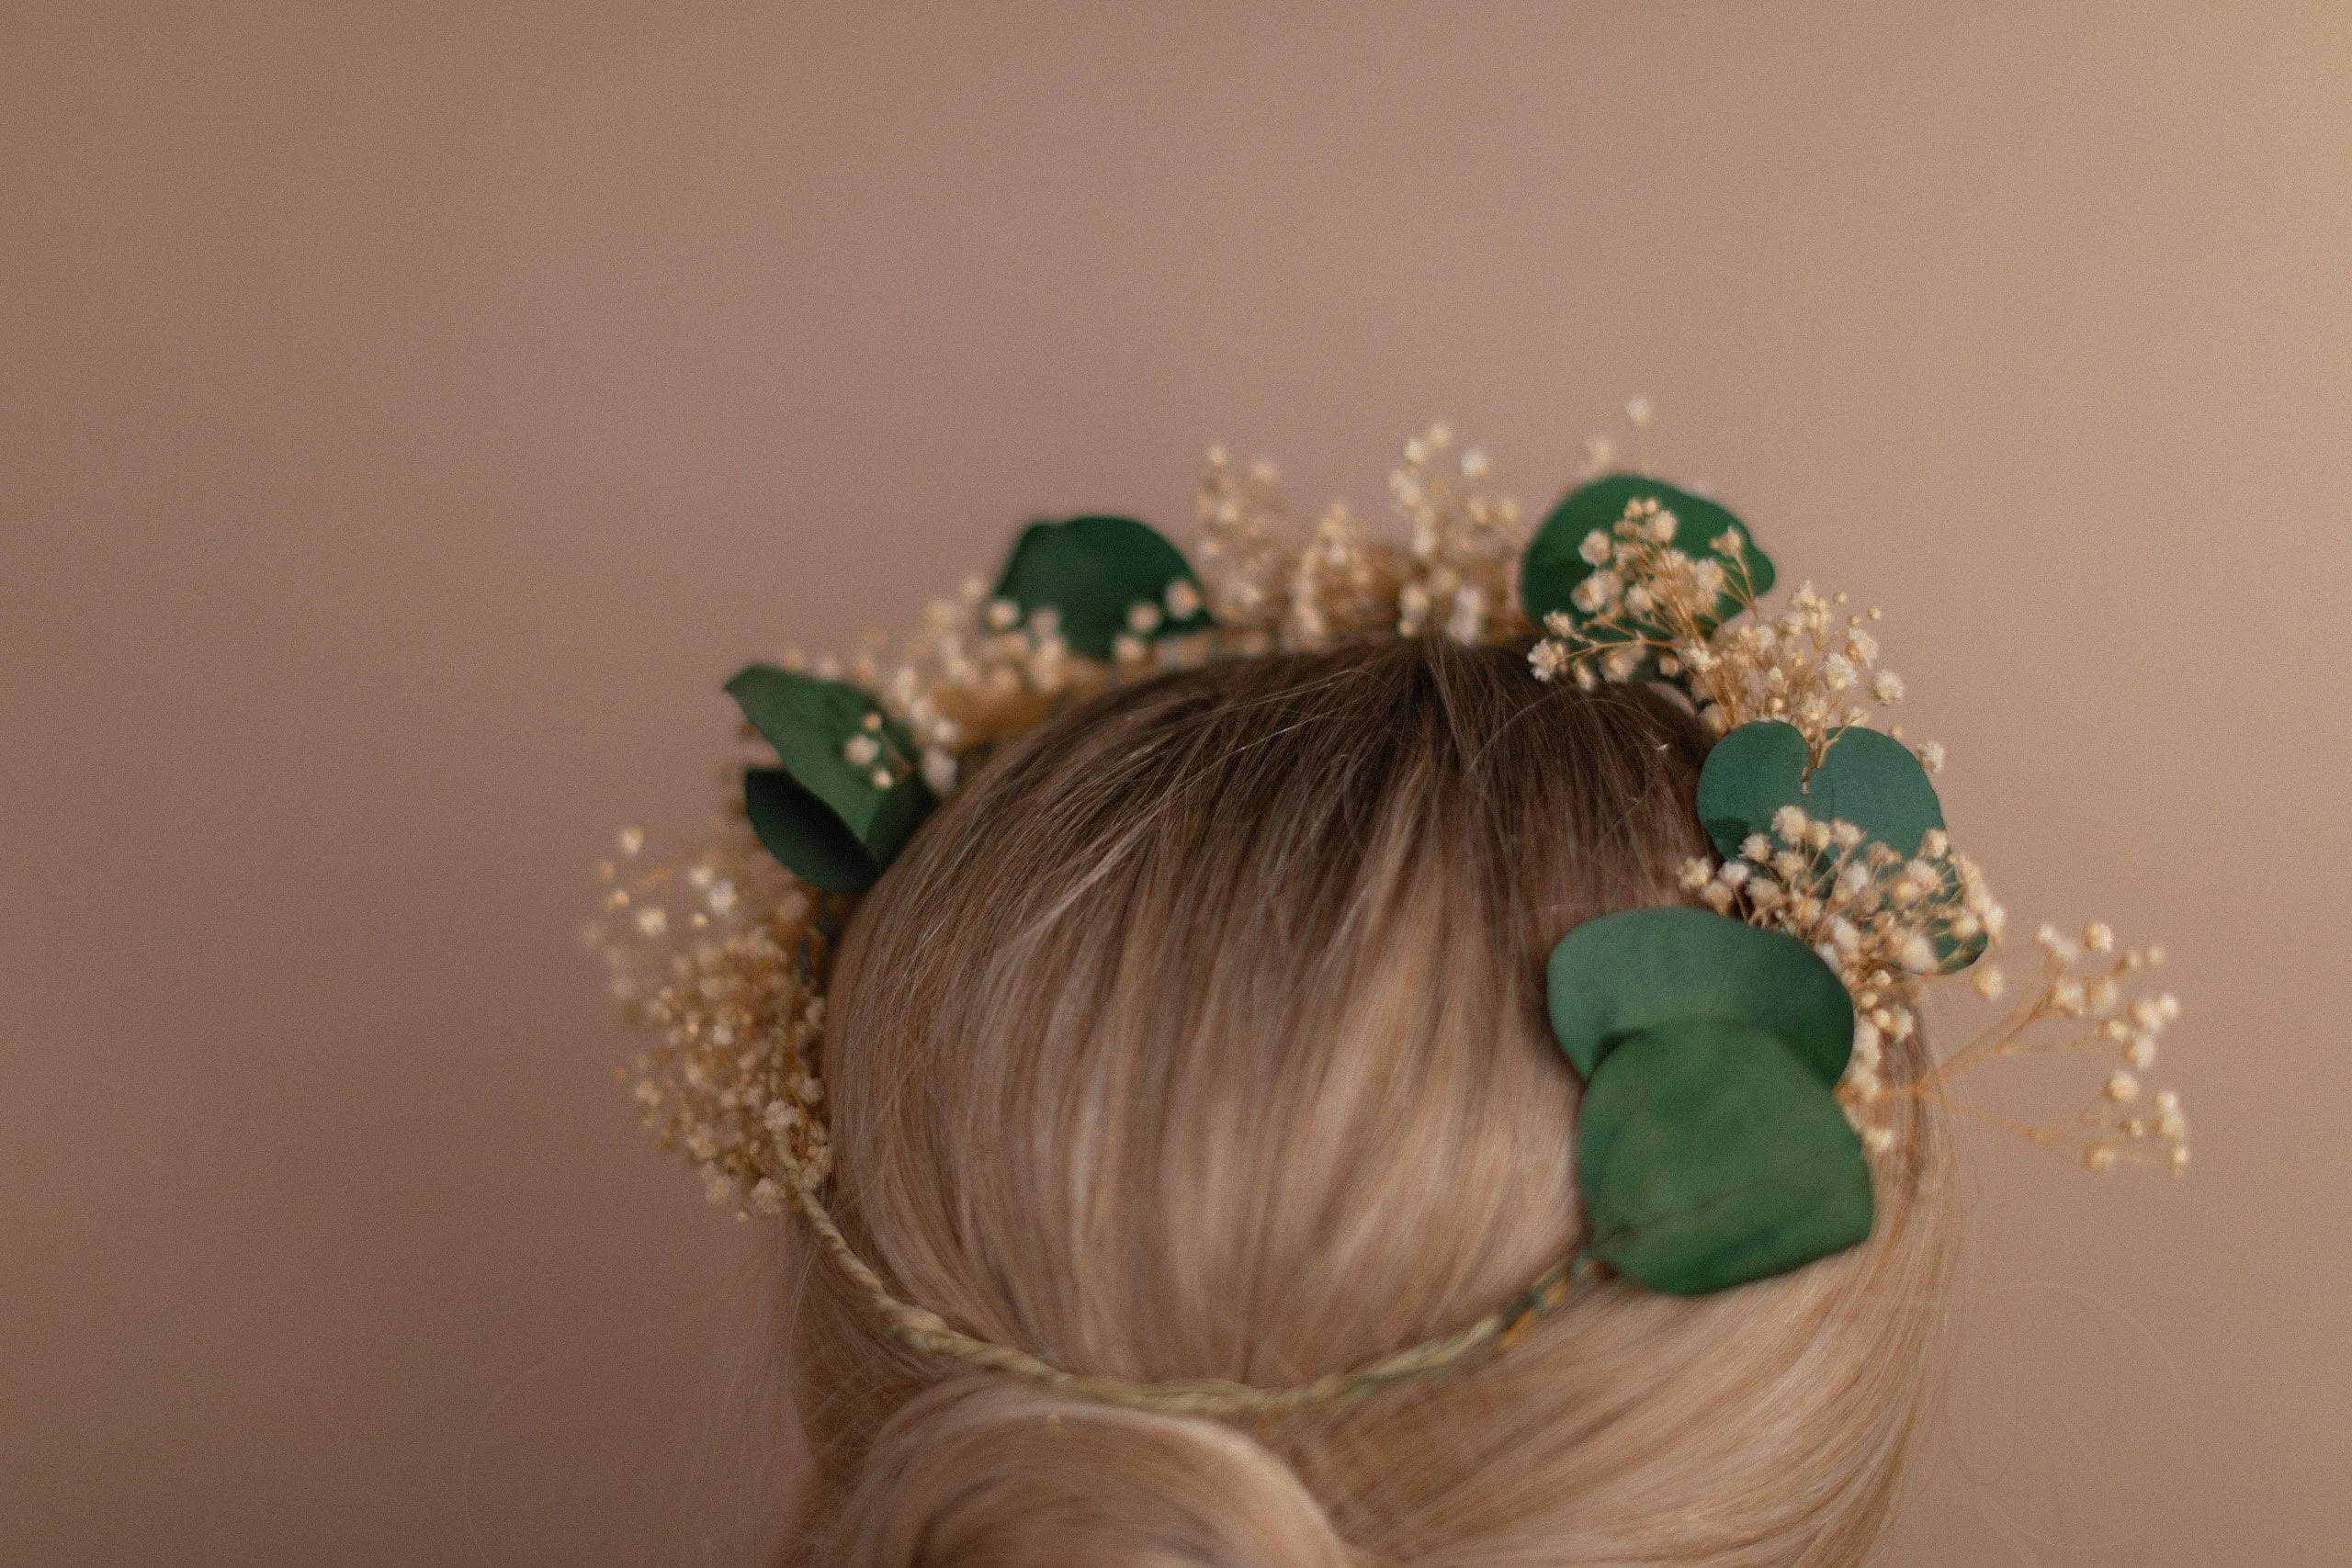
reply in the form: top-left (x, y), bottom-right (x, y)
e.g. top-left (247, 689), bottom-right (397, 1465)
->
top-left (783, 637), bottom-right (1953, 1566)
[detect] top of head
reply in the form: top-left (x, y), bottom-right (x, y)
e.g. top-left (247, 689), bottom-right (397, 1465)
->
top-left (797, 637), bottom-right (1951, 1566)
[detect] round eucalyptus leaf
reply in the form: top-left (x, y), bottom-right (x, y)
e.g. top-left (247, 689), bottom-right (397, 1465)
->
top-left (993, 514), bottom-right (1212, 661)
top-left (1696, 720), bottom-right (1944, 863)
top-left (1547, 907), bottom-right (1854, 1087)
top-left (742, 769), bottom-right (884, 892)
top-left (1577, 1020), bottom-right (1875, 1296)
top-left (1519, 474), bottom-right (1774, 634)
top-left (725, 664), bottom-right (936, 893)
top-left (1693, 720), bottom-right (1812, 861)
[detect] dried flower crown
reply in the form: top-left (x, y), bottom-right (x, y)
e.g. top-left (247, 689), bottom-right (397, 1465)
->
top-left (591, 422), bottom-right (2188, 1413)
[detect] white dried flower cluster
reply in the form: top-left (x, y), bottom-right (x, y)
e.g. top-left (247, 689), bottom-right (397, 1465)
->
top-left (781, 591), bottom-right (1084, 798)
top-left (1679, 805), bottom-right (2189, 1172)
top-left (1922, 921), bottom-right (2189, 1175)
top-left (1527, 500), bottom-right (1738, 680)
top-left (1193, 425), bottom-right (1532, 653)
top-left (1677, 807), bottom-right (2003, 1150)
top-left (1193, 447), bottom-right (1401, 652)
top-left (1386, 423), bottom-right (1529, 646)
top-left (778, 566), bottom-right (1227, 801)
top-left (1528, 502), bottom-right (1917, 765)
top-left (1679, 581), bottom-right (1911, 760)
top-left (585, 818), bottom-right (834, 1216)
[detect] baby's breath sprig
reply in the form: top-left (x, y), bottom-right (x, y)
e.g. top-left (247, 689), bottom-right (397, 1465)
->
top-left (844, 587), bottom-right (1091, 787)
top-left (1677, 809), bottom-right (2188, 1175)
top-left (1917, 921), bottom-right (2189, 1174)
top-left (1678, 807), bottom-right (2002, 1149)
top-left (1193, 446), bottom-right (1299, 646)
top-left (1194, 446), bottom-right (1408, 653)
top-left (1527, 495), bottom-right (1761, 689)
top-left (1194, 424), bottom-right (1533, 653)
top-left (1680, 583), bottom-right (1916, 766)
top-left (779, 574), bottom-right (1202, 804)
top-left (1528, 499), bottom-right (1924, 769)
top-left (1386, 422), bottom-right (1530, 646)
top-left (585, 817), bottom-right (837, 1218)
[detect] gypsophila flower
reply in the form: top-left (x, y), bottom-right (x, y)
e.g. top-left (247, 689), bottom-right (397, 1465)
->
top-left (1523, 531), bottom-right (1910, 766)
top-left (1902, 913), bottom-right (2190, 1175)
top-left (594, 818), bottom-right (838, 1216)
top-left (1668, 793), bottom-right (2183, 1176)
top-left (922, 747), bottom-right (957, 795)
top-left (1527, 496), bottom-right (1777, 703)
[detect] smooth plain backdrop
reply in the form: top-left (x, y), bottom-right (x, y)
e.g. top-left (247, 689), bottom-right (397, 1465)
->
top-left (6, 6), bottom-right (2347, 1564)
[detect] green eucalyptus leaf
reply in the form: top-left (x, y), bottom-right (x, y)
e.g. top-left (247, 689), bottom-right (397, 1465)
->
top-left (725, 665), bottom-right (936, 893)
top-left (1519, 474), bottom-right (1774, 635)
top-left (993, 514), bottom-right (1212, 661)
top-left (1547, 907), bottom-right (1854, 1086)
top-left (1577, 1020), bottom-right (1875, 1296)
top-left (1693, 720), bottom-right (1812, 859)
top-left (742, 768), bottom-right (888, 893)
top-left (1696, 720), bottom-right (1944, 863)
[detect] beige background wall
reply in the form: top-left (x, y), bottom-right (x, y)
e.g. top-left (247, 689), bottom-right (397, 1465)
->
top-left (6, 5), bottom-right (2346, 1563)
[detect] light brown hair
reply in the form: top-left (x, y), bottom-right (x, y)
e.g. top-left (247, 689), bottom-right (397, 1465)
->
top-left (785, 637), bottom-right (1952, 1565)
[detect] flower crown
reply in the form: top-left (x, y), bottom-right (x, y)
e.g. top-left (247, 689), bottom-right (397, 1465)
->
top-left (590, 422), bottom-right (2188, 1415)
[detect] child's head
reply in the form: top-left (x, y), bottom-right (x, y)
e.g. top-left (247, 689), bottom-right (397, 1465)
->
top-left (788, 636), bottom-right (1952, 1565)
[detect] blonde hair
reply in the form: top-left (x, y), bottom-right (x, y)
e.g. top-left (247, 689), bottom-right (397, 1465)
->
top-left (783, 637), bottom-right (1952, 1566)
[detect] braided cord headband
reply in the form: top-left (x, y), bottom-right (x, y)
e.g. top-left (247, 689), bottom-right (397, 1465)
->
top-left (589, 420), bottom-right (2188, 1415)
top-left (786, 1159), bottom-right (1582, 1418)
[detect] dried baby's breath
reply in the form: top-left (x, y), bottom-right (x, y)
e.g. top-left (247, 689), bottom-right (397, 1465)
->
top-left (587, 815), bottom-right (836, 1215)
top-left (1527, 498), bottom-right (1909, 766)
